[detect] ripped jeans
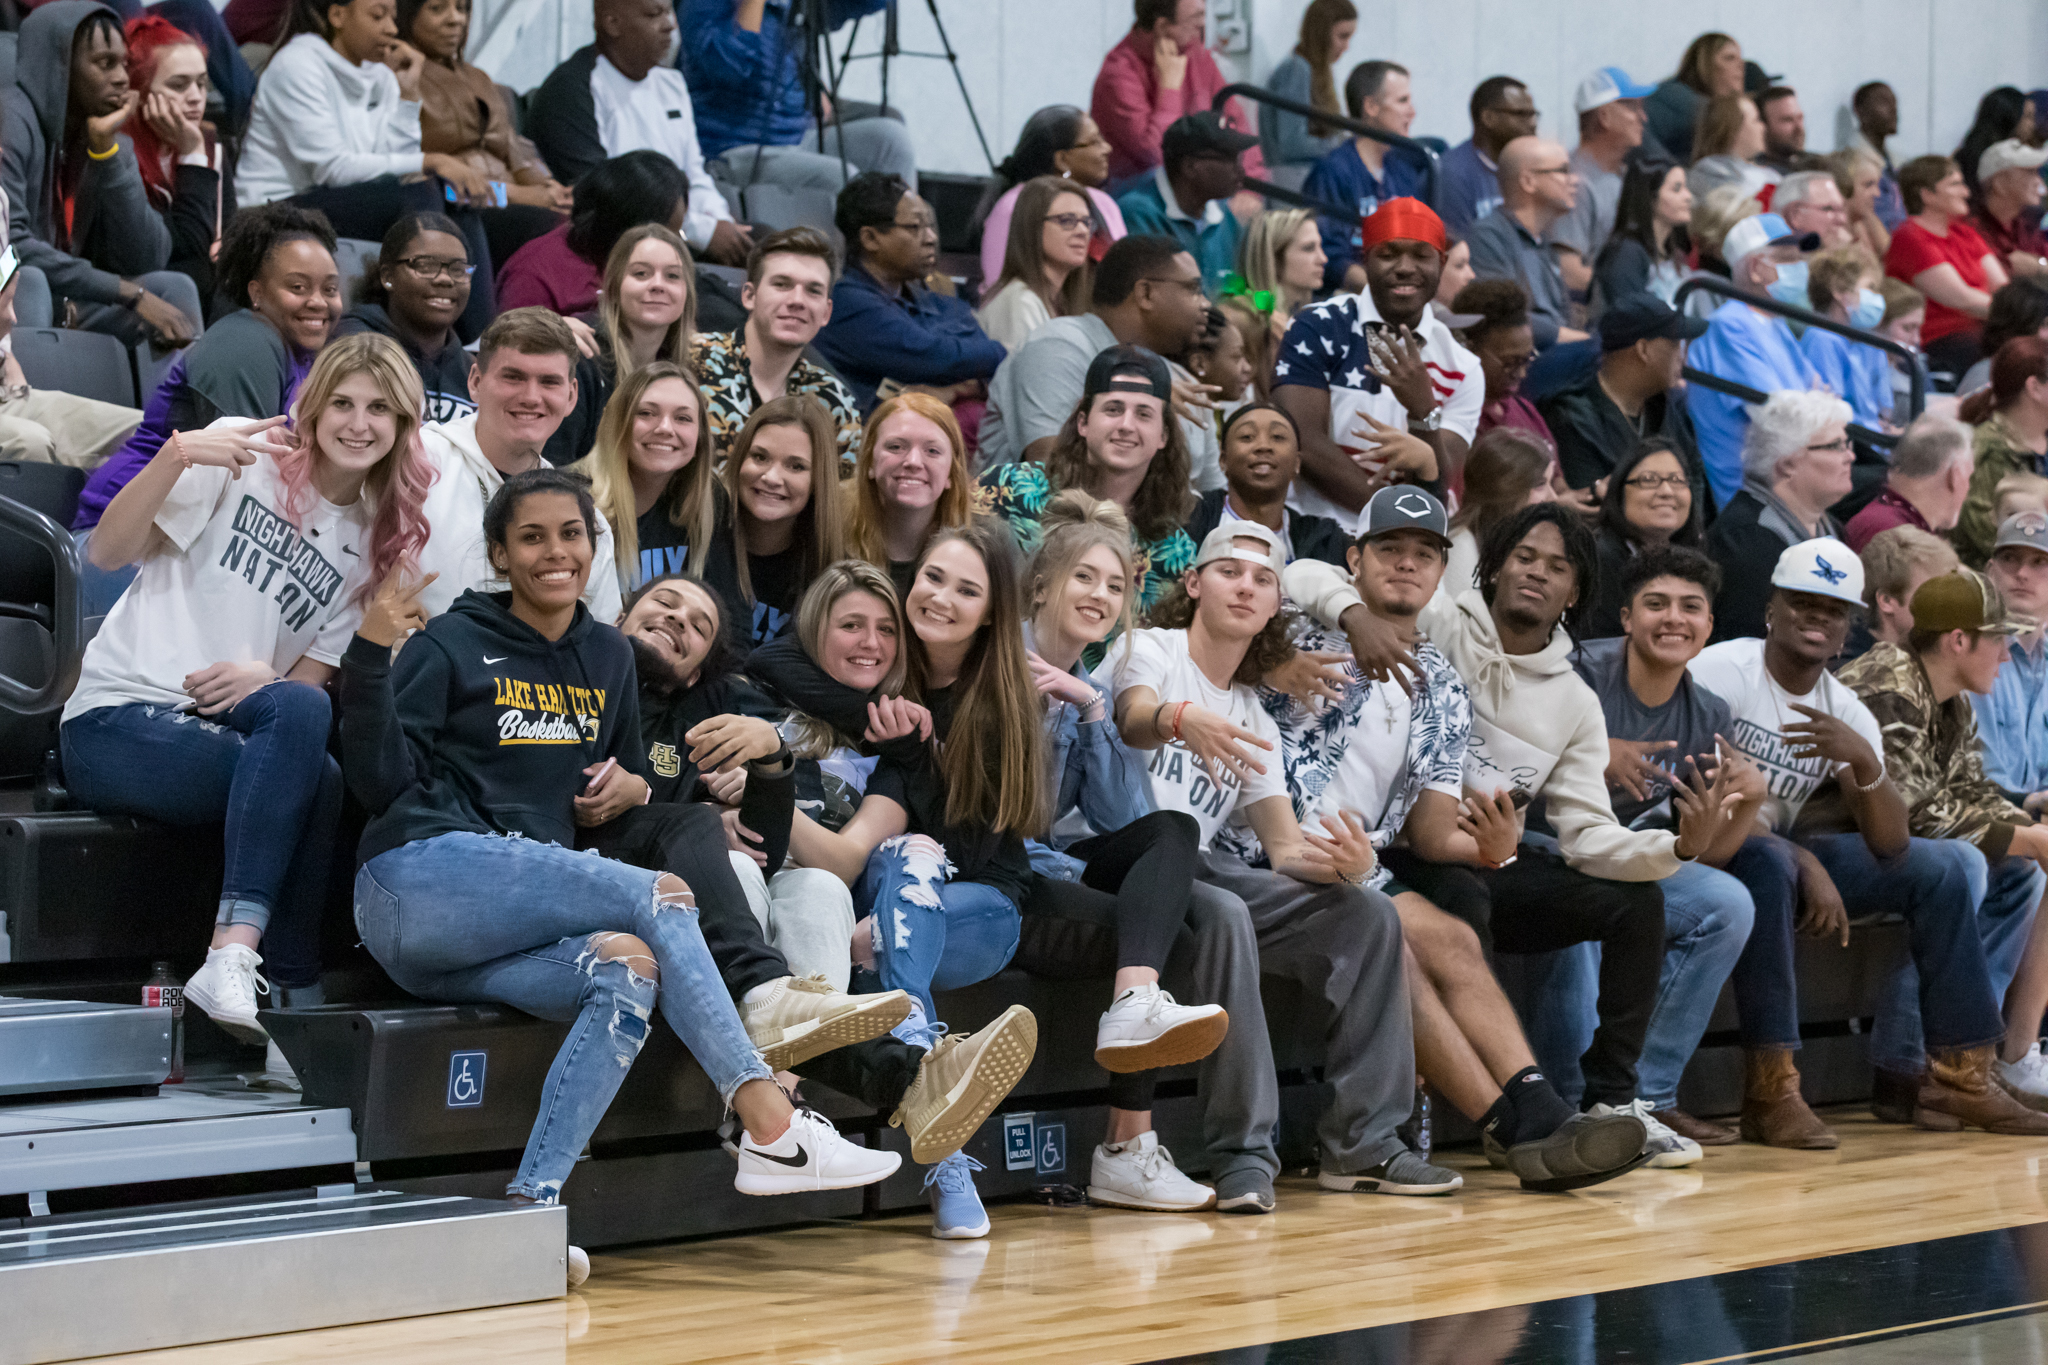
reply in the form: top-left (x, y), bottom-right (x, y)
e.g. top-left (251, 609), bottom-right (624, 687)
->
top-left (355, 831), bottom-right (773, 1202)
top-left (857, 835), bottom-right (1021, 1025)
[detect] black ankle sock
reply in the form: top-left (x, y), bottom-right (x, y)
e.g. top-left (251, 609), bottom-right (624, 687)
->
top-left (1480, 1092), bottom-right (1516, 1144)
top-left (1503, 1066), bottom-right (1576, 1143)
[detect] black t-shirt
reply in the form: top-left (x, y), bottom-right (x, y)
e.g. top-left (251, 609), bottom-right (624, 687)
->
top-left (742, 545), bottom-right (805, 644)
top-left (866, 683), bottom-right (1034, 907)
top-left (634, 504), bottom-right (697, 592)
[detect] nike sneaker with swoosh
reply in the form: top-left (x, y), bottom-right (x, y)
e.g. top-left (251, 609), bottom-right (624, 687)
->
top-left (734, 1107), bottom-right (902, 1195)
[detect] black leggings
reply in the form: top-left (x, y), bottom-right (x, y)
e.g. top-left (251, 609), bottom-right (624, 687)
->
top-left (1014, 810), bottom-right (1202, 1111)
top-left (286, 176), bottom-right (496, 340)
top-left (580, 802), bottom-right (924, 1112)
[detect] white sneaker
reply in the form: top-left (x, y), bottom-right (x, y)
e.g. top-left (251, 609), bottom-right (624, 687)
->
top-left (734, 1107), bottom-right (903, 1195)
top-left (1093, 984), bottom-right (1229, 1074)
top-left (183, 944), bottom-right (270, 1044)
top-left (1087, 1131), bottom-right (1216, 1211)
top-left (1589, 1099), bottom-right (1702, 1168)
top-left (239, 1038), bottom-right (301, 1093)
top-left (1995, 1043), bottom-right (2048, 1112)
top-left (566, 1245), bottom-right (590, 1289)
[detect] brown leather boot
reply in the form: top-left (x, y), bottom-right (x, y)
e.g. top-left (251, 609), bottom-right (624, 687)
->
top-left (1739, 1048), bottom-right (1837, 1149)
top-left (1652, 1107), bottom-right (1738, 1145)
top-left (1872, 1065), bottom-right (1922, 1123)
top-left (1916, 1046), bottom-right (2048, 1134)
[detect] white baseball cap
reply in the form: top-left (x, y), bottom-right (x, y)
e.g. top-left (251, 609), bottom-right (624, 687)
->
top-left (1978, 138), bottom-right (2048, 185)
top-left (1574, 66), bottom-right (1656, 115)
top-left (1771, 537), bottom-right (1865, 607)
top-left (1722, 212), bottom-right (1822, 275)
top-left (1195, 521), bottom-right (1286, 578)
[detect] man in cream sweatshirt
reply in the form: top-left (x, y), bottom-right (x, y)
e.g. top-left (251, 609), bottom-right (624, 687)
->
top-left (1284, 502), bottom-right (1739, 1162)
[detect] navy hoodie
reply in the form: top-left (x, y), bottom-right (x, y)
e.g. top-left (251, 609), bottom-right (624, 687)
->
top-left (341, 588), bottom-right (647, 863)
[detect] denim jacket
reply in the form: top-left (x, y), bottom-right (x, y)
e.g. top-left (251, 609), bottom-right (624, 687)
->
top-left (1027, 633), bottom-right (1153, 881)
top-left (1971, 634), bottom-right (2048, 801)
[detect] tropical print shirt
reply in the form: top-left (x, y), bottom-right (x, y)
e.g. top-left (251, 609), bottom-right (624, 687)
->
top-left (689, 329), bottom-right (864, 468)
top-left (1833, 641), bottom-right (2030, 859)
top-left (1214, 627), bottom-right (1470, 889)
top-left (977, 462), bottom-right (1197, 625)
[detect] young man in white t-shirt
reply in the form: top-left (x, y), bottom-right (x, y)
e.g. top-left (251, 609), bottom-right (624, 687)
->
top-left (1238, 486), bottom-right (1650, 1189)
top-left (1691, 539), bottom-right (2048, 1134)
top-left (1099, 521), bottom-right (1462, 1196)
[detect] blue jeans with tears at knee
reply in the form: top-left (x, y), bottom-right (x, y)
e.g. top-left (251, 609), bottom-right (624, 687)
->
top-left (355, 831), bottom-right (774, 1202)
top-left (857, 835), bottom-right (1021, 1035)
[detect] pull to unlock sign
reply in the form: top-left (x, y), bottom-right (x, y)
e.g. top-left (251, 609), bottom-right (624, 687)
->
top-left (1002, 1112), bottom-right (1066, 1176)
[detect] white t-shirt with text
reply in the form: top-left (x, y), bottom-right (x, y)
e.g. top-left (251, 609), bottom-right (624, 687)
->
top-left (1687, 637), bottom-right (1886, 831)
top-left (1094, 627), bottom-right (1289, 851)
top-left (65, 453), bottom-right (371, 719)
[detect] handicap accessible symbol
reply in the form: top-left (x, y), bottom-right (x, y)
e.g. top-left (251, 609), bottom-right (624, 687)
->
top-left (447, 1050), bottom-right (487, 1108)
top-left (1035, 1121), bottom-right (1066, 1175)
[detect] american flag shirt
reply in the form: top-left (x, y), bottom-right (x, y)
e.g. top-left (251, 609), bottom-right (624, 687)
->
top-left (1273, 292), bottom-right (1484, 535)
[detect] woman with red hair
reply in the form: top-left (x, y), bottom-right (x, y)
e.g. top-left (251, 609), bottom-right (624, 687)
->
top-left (1956, 335), bottom-right (2048, 564)
top-left (63, 332), bottom-right (435, 1053)
top-left (124, 14), bottom-right (230, 310)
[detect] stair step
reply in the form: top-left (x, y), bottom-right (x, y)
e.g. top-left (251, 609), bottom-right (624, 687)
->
top-left (0, 1187), bottom-right (564, 1363)
top-left (0, 996), bottom-right (170, 1097)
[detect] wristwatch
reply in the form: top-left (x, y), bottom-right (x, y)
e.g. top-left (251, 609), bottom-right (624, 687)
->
top-left (1408, 404), bottom-right (1443, 433)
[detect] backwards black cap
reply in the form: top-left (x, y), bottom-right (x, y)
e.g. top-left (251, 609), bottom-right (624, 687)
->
top-left (1083, 343), bottom-right (1174, 404)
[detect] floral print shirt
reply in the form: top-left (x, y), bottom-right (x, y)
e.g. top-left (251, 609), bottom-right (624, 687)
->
top-left (689, 329), bottom-right (864, 469)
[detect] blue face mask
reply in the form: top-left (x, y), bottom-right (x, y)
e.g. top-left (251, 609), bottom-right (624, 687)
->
top-left (1766, 260), bottom-right (1811, 307)
top-left (1850, 288), bottom-right (1885, 329)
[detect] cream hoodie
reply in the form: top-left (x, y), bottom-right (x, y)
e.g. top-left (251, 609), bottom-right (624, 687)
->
top-left (1283, 561), bottom-right (1680, 882)
top-left (238, 33), bottom-right (424, 205)
top-left (415, 413), bottom-right (622, 623)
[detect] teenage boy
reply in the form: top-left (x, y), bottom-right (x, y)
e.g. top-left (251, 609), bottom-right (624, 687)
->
top-left (1184, 403), bottom-right (1349, 566)
top-left (1565, 546), bottom-right (1838, 1150)
top-left (1239, 486), bottom-right (1649, 1189)
top-left (415, 308), bottom-right (621, 621)
top-left (1287, 504), bottom-right (1741, 1167)
top-left (690, 226), bottom-right (864, 462)
top-left (1100, 521), bottom-right (1463, 1197)
top-left (1690, 541), bottom-right (2048, 1133)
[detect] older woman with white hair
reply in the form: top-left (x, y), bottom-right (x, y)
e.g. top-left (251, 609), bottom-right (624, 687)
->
top-left (1705, 389), bottom-right (1857, 640)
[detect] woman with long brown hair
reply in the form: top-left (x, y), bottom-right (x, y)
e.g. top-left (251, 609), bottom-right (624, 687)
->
top-left (1688, 92), bottom-right (1775, 202)
top-left (1956, 336), bottom-right (2048, 563)
top-left (570, 361), bottom-right (719, 593)
top-left (1646, 31), bottom-right (1745, 163)
top-left (847, 391), bottom-right (976, 596)
top-left (1258, 0), bottom-right (1357, 189)
top-left (975, 176), bottom-right (1095, 350)
top-left (544, 222), bottom-right (697, 464)
top-left (707, 395), bottom-right (848, 642)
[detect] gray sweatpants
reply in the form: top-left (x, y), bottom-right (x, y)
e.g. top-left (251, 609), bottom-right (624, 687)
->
top-left (1198, 851), bottom-right (1414, 1176)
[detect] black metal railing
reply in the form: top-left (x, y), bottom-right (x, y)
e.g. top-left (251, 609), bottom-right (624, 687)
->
top-left (1673, 275), bottom-right (1922, 439)
top-left (0, 493), bottom-right (82, 713)
top-left (1212, 83), bottom-right (1440, 211)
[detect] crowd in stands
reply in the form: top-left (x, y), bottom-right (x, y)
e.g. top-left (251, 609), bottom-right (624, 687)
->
top-left (20, 0), bottom-right (2048, 1286)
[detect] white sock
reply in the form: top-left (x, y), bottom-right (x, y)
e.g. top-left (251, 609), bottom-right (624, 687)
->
top-left (742, 982), bottom-right (777, 1007)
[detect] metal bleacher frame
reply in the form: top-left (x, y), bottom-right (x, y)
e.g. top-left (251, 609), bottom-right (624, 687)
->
top-left (1212, 83), bottom-right (1441, 213)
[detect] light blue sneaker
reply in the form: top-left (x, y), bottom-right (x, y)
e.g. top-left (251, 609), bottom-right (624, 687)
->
top-left (925, 1152), bottom-right (990, 1239)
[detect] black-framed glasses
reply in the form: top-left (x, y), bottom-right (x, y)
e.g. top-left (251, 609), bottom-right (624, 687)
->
top-left (1624, 472), bottom-right (1689, 490)
top-left (1045, 212), bottom-right (1093, 231)
top-left (397, 256), bottom-right (476, 281)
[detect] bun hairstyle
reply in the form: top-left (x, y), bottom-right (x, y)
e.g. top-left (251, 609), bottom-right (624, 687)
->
top-left (1026, 490), bottom-right (1136, 638)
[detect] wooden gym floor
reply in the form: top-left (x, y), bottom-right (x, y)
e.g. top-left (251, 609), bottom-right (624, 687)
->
top-left (92, 1109), bottom-right (2048, 1365)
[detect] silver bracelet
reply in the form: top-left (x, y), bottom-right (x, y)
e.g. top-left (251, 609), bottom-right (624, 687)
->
top-left (1846, 762), bottom-right (1887, 794)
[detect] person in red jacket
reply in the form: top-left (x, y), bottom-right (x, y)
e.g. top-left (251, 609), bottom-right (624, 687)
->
top-left (1091, 0), bottom-right (1265, 190)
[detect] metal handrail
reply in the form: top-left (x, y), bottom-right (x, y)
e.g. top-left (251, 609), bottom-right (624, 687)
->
top-left (1673, 274), bottom-right (1924, 424)
top-left (1212, 83), bottom-right (1440, 211)
top-left (0, 492), bottom-right (82, 712)
top-left (1680, 369), bottom-right (1898, 451)
top-left (1238, 177), bottom-right (1349, 219)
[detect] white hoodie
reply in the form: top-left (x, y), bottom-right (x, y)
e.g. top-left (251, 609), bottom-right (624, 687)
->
top-left (1283, 561), bottom-right (1680, 883)
top-left (238, 33), bottom-right (424, 205)
top-left (415, 413), bottom-right (622, 623)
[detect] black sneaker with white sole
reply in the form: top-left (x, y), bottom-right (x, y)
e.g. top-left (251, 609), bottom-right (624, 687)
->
top-left (1483, 1110), bottom-right (1652, 1192)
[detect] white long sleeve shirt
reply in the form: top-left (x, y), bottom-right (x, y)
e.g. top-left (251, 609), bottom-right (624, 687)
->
top-left (588, 55), bottom-right (734, 252)
top-left (238, 34), bottom-right (424, 205)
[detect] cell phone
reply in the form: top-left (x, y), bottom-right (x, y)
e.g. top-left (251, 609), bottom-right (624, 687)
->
top-left (1507, 788), bottom-right (1532, 811)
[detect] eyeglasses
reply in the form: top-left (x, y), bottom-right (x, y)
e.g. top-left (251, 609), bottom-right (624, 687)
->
top-left (1624, 472), bottom-right (1690, 490)
top-left (1532, 165), bottom-right (1575, 177)
top-left (1806, 437), bottom-right (1853, 453)
top-left (398, 256), bottom-right (476, 281)
top-left (889, 215), bottom-right (938, 237)
top-left (1140, 276), bottom-right (1206, 297)
top-left (1045, 212), bottom-right (1093, 232)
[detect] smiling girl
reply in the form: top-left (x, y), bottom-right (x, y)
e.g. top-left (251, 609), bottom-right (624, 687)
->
top-left (546, 223), bottom-right (696, 464)
top-left (338, 212), bottom-right (477, 423)
top-left (707, 394), bottom-right (848, 643)
top-left (63, 333), bottom-right (432, 1048)
top-left (846, 391), bottom-right (976, 596)
top-left (573, 361), bottom-right (718, 593)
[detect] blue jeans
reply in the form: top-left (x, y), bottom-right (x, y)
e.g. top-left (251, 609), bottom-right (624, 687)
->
top-left (1520, 858), bottom-right (1755, 1110)
top-left (356, 831), bottom-right (774, 1203)
top-left (857, 835), bottom-right (1021, 1027)
top-left (1802, 833), bottom-right (2041, 1072)
top-left (59, 682), bottom-right (340, 988)
top-left (1725, 834), bottom-right (1804, 1050)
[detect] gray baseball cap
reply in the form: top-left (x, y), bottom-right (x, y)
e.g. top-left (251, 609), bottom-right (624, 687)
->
top-left (1358, 485), bottom-right (1452, 548)
top-left (1994, 510), bottom-right (2048, 556)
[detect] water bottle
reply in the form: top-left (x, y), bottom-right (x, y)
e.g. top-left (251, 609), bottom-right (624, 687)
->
top-left (142, 960), bottom-right (184, 1084)
top-left (1395, 1078), bottom-right (1431, 1158)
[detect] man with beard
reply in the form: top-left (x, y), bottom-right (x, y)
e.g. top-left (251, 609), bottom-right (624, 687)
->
top-left (578, 571), bottom-right (1041, 1164)
top-left (1274, 198), bottom-right (1484, 538)
top-left (1287, 503), bottom-right (1741, 1168)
